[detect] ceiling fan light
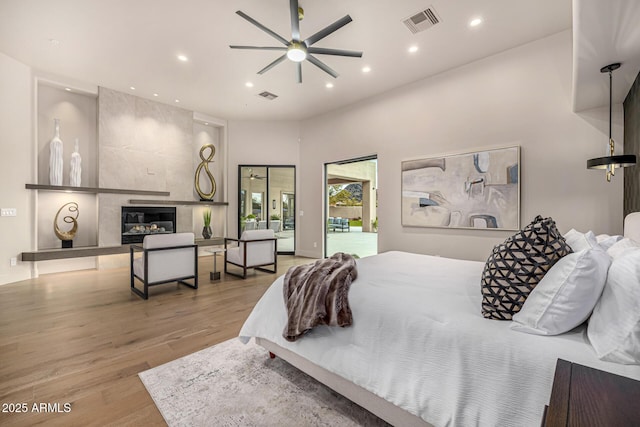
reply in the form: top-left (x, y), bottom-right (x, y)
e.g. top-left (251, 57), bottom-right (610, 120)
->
top-left (287, 42), bottom-right (307, 62)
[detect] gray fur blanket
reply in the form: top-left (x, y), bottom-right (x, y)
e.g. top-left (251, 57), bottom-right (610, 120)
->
top-left (282, 252), bottom-right (358, 342)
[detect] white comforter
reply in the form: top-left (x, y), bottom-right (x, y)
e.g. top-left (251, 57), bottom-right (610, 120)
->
top-left (239, 251), bottom-right (640, 427)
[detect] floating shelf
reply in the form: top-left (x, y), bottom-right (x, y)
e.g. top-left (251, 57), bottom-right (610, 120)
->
top-left (21, 238), bottom-right (224, 261)
top-left (26, 184), bottom-right (170, 196)
top-left (129, 199), bottom-right (229, 206)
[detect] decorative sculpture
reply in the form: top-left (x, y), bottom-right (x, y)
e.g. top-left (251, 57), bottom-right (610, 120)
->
top-left (69, 138), bottom-right (82, 187)
top-left (194, 144), bottom-right (217, 201)
top-left (54, 202), bottom-right (79, 248)
top-left (49, 118), bottom-right (64, 185)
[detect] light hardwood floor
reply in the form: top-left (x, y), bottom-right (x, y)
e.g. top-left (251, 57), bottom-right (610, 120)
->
top-left (0, 255), bottom-right (314, 426)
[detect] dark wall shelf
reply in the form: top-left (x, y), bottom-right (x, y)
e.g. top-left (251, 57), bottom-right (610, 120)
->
top-left (26, 184), bottom-right (170, 196)
top-left (129, 199), bottom-right (229, 206)
top-left (21, 238), bottom-right (224, 261)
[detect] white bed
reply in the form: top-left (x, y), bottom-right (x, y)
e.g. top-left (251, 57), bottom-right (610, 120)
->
top-left (239, 214), bottom-right (640, 427)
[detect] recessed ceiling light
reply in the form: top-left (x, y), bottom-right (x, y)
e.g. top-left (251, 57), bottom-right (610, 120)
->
top-left (48, 38), bottom-right (60, 46)
top-left (177, 54), bottom-right (188, 62)
top-left (130, 86), bottom-right (136, 90)
top-left (408, 45), bottom-right (419, 53)
top-left (362, 66), bottom-right (371, 73)
top-left (64, 87), bottom-right (71, 92)
top-left (175, 99), bottom-right (180, 103)
top-left (204, 122), bottom-right (209, 126)
top-left (245, 82), bottom-right (254, 88)
top-left (326, 83), bottom-right (334, 89)
top-left (469, 18), bottom-right (483, 27)
top-left (153, 93), bottom-right (159, 97)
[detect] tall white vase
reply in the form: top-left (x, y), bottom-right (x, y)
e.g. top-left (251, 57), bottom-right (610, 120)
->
top-left (69, 138), bottom-right (82, 187)
top-left (49, 119), bottom-right (63, 185)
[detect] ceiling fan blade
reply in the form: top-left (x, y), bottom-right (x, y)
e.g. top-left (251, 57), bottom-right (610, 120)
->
top-left (307, 55), bottom-right (339, 78)
top-left (235, 11), bottom-right (290, 46)
top-left (307, 47), bottom-right (363, 58)
top-left (257, 54), bottom-right (287, 75)
top-left (290, 0), bottom-right (300, 41)
top-left (303, 15), bottom-right (353, 47)
top-left (296, 62), bottom-right (302, 84)
top-left (230, 45), bottom-right (287, 51)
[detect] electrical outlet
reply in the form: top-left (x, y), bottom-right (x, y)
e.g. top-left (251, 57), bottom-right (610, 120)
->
top-left (313, 242), bottom-right (317, 248)
top-left (10, 257), bottom-right (17, 267)
top-left (299, 210), bottom-right (304, 217)
top-left (1, 208), bottom-right (17, 217)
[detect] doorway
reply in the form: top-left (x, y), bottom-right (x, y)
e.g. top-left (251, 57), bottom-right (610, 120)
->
top-left (324, 156), bottom-right (378, 258)
top-left (238, 165), bottom-right (296, 254)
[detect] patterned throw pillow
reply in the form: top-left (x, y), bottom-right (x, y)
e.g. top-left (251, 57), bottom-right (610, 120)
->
top-left (481, 215), bottom-right (573, 320)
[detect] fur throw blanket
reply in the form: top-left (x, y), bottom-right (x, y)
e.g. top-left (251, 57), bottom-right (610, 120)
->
top-left (282, 252), bottom-right (358, 342)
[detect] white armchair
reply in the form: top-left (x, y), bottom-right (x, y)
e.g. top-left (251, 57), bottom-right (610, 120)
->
top-left (130, 232), bottom-right (198, 299)
top-left (224, 229), bottom-right (277, 278)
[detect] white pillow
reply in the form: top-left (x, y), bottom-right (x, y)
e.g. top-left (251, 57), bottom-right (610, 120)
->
top-left (511, 246), bottom-right (610, 336)
top-left (587, 248), bottom-right (640, 364)
top-left (596, 234), bottom-right (623, 251)
top-left (563, 229), bottom-right (598, 252)
top-left (607, 237), bottom-right (640, 259)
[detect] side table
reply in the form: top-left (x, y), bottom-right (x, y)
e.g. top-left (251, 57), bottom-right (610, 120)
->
top-left (542, 359), bottom-right (640, 426)
top-left (205, 247), bottom-right (226, 281)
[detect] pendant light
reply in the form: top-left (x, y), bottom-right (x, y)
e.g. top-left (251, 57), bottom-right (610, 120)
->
top-left (587, 63), bottom-right (636, 182)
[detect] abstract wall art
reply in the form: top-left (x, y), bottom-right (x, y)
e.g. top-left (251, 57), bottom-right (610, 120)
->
top-left (401, 146), bottom-right (520, 230)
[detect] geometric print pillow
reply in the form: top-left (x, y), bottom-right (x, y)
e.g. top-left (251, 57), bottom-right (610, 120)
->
top-left (481, 215), bottom-right (573, 320)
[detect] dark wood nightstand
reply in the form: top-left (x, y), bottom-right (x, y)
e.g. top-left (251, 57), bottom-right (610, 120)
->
top-left (542, 359), bottom-right (640, 426)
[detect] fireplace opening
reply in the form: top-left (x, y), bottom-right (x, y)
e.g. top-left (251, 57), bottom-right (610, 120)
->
top-left (121, 206), bottom-right (176, 244)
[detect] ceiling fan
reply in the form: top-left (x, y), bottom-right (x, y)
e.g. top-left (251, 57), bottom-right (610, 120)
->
top-left (230, 0), bottom-right (363, 83)
top-left (244, 169), bottom-right (265, 180)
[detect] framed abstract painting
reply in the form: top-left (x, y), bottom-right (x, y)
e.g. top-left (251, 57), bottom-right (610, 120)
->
top-left (401, 146), bottom-right (520, 230)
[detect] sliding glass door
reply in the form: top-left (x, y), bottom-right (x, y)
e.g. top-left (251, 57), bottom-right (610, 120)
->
top-left (238, 165), bottom-right (295, 254)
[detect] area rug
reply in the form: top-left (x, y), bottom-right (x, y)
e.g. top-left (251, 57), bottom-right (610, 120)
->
top-left (138, 338), bottom-right (390, 426)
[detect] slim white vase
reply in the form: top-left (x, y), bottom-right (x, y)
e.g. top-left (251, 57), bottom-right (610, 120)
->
top-left (69, 138), bottom-right (82, 187)
top-left (49, 119), bottom-right (63, 185)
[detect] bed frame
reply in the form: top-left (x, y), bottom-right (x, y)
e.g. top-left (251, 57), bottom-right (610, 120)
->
top-left (256, 337), bottom-right (432, 427)
top-left (257, 213), bottom-right (640, 427)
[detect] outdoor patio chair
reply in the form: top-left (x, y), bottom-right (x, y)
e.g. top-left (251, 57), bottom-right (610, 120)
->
top-left (269, 220), bottom-right (281, 233)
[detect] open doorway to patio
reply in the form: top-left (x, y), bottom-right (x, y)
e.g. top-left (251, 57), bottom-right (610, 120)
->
top-left (325, 156), bottom-right (378, 259)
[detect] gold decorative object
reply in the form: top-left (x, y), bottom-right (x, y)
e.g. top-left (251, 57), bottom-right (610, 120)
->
top-left (54, 202), bottom-right (79, 246)
top-left (195, 144), bottom-right (217, 200)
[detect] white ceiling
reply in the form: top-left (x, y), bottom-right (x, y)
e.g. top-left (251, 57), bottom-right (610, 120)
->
top-left (572, 0), bottom-right (640, 112)
top-left (0, 0), bottom-right (578, 120)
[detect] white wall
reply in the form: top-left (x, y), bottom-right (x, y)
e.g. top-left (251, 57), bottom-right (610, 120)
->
top-left (0, 52), bottom-right (34, 285)
top-left (298, 30), bottom-right (624, 261)
top-left (227, 121), bottom-right (300, 238)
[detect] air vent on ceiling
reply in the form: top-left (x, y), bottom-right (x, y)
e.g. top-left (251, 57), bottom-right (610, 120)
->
top-left (403, 6), bottom-right (441, 34)
top-left (258, 91), bottom-right (278, 100)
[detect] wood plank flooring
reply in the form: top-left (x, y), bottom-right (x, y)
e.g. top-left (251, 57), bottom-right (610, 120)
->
top-left (0, 255), bottom-right (314, 426)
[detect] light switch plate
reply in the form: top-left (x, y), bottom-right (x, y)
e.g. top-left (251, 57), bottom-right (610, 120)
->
top-left (1, 208), bottom-right (17, 217)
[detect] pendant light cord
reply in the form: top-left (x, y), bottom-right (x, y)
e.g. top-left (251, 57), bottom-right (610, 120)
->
top-left (608, 69), bottom-right (613, 141)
